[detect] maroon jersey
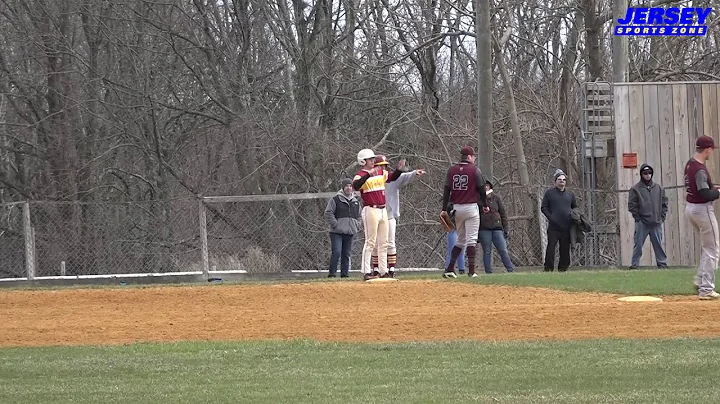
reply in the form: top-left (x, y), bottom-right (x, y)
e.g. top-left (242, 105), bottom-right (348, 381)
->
top-left (685, 158), bottom-right (714, 203)
top-left (445, 163), bottom-right (481, 204)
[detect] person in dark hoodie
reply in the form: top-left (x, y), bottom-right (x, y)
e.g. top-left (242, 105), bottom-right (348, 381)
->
top-left (478, 181), bottom-right (514, 273)
top-left (541, 169), bottom-right (577, 272)
top-left (324, 178), bottom-right (363, 278)
top-left (628, 164), bottom-right (669, 269)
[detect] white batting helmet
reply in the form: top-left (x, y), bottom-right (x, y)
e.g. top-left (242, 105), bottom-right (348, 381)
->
top-left (357, 148), bottom-right (376, 165)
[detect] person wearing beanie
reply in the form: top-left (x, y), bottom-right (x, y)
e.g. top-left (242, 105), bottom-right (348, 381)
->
top-left (323, 178), bottom-right (362, 278)
top-left (541, 169), bottom-right (577, 272)
top-left (627, 163), bottom-right (668, 269)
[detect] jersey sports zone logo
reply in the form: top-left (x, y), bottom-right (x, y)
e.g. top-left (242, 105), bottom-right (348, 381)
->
top-left (614, 7), bottom-right (712, 36)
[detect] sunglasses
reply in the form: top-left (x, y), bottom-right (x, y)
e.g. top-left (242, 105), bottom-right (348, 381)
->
top-left (556, 178), bottom-right (566, 182)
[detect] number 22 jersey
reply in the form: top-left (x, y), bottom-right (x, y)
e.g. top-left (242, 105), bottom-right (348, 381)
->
top-left (445, 162), bottom-right (484, 205)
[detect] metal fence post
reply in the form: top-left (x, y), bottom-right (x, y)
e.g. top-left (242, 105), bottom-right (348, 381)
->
top-left (198, 198), bottom-right (210, 279)
top-left (22, 201), bottom-right (36, 279)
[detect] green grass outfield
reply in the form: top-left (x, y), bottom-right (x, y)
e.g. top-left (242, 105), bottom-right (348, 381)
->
top-left (1, 267), bottom-right (718, 403)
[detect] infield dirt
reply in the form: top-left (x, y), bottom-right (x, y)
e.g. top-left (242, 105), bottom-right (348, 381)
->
top-left (1, 280), bottom-right (718, 347)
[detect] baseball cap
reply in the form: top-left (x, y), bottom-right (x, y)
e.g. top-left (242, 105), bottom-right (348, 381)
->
top-left (696, 135), bottom-right (718, 150)
top-left (461, 145), bottom-right (476, 156)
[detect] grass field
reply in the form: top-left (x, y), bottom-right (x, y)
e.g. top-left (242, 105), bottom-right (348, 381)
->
top-left (1, 267), bottom-right (718, 403)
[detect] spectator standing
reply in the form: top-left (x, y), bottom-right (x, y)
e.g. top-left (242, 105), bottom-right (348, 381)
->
top-left (627, 163), bottom-right (669, 269)
top-left (541, 169), bottom-right (577, 272)
top-left (478, 181), bottom-right (514, 273)
top-left (324, 178), bottom-right (362, 278)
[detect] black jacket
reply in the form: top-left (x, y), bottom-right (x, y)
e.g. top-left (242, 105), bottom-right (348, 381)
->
top-left (479, 192), bottom-right (508, 231)
top-left (570, 208), bottom-right (592, 245)
top-left (541, 187), bottom-right (577, 231)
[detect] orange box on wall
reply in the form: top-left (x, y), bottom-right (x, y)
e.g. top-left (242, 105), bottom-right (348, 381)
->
top-left (622, 153), bottom-right (638, 168)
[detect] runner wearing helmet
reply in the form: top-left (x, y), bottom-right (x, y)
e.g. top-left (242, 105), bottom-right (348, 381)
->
top-left (353, 149), bottom-right (404, 280)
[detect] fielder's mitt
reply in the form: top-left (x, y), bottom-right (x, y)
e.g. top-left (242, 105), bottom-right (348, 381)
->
top-left (439, 211), bottom-right (455, 232)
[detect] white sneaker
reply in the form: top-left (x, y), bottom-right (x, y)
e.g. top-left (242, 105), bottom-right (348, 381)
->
top-left (699, 291), bottom-right (720, 300)
top-left (443, 272), bottom-right (457, 279)
top-left (470, 273), bottom-right (478, 278)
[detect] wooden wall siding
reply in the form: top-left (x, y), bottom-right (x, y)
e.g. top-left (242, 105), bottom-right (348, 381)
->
top-left (614, 85), bottom-right (633, 267)
top-left (614, 82), bottom-right (720, 268)
top-left (671, 83), bottom-right (696, 266)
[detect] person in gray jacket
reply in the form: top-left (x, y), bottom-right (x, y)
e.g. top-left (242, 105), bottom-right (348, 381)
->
top-left (324, 178), bottom-right (363, 278)
top-left (371, 155), bottom-right (425, 277)
top-left (628, 163), bottom-right (669, 269)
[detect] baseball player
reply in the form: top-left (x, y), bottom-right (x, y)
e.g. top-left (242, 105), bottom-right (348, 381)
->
top-left (684, 135), bottom-right (720, 300)
top-left (370, 155), bottom-right (426, 278)
top-left (441, 145), bottom-right (489, 278)
top-left (353, 149), bottom-right (404, 280)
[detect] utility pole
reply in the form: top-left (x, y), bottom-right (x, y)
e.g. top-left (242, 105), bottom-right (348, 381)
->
top-left (612, 0), bottom-right (628, 82)
top-left (476, 0), bottom-right (493, 180)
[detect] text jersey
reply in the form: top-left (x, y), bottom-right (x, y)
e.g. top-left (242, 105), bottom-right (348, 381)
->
top-left (446, 163), bottom-right (479, 204)
top-left (354, 169), bottom-right (389, 206)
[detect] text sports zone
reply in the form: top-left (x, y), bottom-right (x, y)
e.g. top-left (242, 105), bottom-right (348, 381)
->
top-left (614, 7), bottom-right (712, 36)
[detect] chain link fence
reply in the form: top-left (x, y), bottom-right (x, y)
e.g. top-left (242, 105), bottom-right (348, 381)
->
top-left (0, 185), bottom-right (690, 280)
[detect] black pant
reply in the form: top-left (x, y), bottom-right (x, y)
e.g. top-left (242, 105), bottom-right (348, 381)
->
top-left (544, 229), bottom-right (571, 271)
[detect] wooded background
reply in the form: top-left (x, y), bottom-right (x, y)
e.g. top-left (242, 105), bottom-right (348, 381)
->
top-left (0, 0), bottom-right (718, 275)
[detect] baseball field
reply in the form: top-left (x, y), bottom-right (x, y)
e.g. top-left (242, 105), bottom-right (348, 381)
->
top-left (2, 268), bottom-right (720, 403)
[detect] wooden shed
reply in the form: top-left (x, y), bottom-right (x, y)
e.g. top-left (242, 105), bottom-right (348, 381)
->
top-left (614, 82), bottom-right (720, 267)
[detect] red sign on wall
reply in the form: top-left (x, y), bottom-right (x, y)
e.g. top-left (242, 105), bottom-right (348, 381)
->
top-left (622, 153), bottom-right (638, 168)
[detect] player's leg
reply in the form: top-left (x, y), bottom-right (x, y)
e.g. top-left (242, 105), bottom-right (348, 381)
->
top-left (463, 206), bottom-right (480, 277)
top-left (686, 204), bottom-right (703, 289)
top-left (445, 231), bottom-right (455, 269)
top-left (376, 208), bottom-right (390, 276)
top-left (361, 207), bottom-right (381, 279)
top-left (444, 208), bottom-right (467, 277)
top-left (387, 217), bottom-right (397, 277)
top-left (692, 205), bottom-right (720, 297)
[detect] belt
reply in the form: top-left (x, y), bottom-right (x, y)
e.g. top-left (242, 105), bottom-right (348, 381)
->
top-left (366, 205), bottom-right (386, 209)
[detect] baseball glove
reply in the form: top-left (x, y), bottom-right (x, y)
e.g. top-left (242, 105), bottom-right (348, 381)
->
top-left (439, 211), bottom-right (455, 232)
